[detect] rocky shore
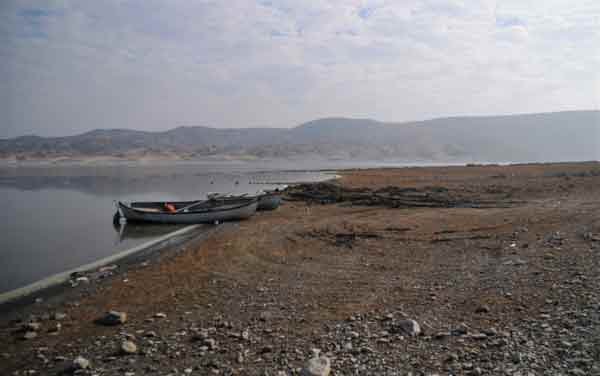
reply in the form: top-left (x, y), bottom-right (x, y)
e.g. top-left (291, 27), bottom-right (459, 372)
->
top-left (1, 162), bottom-right (600, 375)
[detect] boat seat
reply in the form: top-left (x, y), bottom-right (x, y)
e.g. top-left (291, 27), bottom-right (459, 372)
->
top-left (133, 208), bottom-right (163, 213)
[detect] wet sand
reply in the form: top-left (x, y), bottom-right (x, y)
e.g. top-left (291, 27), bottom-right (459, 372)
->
top-left (2, 162), bottom-right (600, 375)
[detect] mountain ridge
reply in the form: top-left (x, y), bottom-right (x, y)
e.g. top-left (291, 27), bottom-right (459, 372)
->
top-left (1, 110), bottom-right (598, 163)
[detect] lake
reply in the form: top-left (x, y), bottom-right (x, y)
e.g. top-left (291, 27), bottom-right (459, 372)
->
top-left (0, 161), bottom-right (342, 295)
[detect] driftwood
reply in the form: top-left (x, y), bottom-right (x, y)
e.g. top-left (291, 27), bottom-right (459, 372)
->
top-left (299, 228), bottom-right (382, 248)
top-left (285, 182), bottom-right (515, 209)
top-left (430, 234), bottom-right (494, 243)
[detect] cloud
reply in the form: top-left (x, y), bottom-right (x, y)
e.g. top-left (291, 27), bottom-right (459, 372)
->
top-left (495, 15), bottom-right (526, 28)
top-left (0, 0), bottom-right (599, 137)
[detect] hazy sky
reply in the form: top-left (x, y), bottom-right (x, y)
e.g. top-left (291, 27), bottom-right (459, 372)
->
top-left (1, 0), bottom-right (599, 138)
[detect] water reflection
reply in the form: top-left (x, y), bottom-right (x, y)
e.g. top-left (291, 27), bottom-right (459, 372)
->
top-left (112, 221), bottom-right (187, 243)
top-left (0, 166), bottom-right (330, 199)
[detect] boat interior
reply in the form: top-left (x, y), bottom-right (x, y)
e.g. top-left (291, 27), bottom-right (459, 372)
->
top-left (128, 197), bottom-right (255, 213)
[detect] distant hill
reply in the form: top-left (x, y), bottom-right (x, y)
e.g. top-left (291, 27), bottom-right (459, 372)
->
top-left (1, 110), bottom-right (598, 163)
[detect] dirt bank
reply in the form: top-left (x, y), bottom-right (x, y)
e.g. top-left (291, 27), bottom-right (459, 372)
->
top-left (2, 162), bottom-right (600, 375)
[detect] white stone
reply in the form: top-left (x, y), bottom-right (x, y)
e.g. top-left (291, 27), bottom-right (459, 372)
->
top-left (301, 355), bottom-right (331, 376)
top-left (73, 356), bottom-right (90, 370)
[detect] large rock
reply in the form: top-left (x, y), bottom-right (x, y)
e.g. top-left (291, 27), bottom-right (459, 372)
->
top-left (22, 331), bottom-right (37, 340)
top-left (120, 340), bottom-right (137, 355)
top-left (396, 319), bottom-right (421, 336)
top-left (72, 356), bottom-right (90, 370)
top-left (97, 311), bottom-right (127, 326)
top-left (301, 355), bottom-right (331, 376)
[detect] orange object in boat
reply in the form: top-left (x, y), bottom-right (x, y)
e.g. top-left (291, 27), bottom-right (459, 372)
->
top-left (165, 203), bottom-right (176, 213)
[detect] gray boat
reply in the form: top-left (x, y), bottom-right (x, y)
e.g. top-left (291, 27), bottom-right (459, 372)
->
top-left (257, 192), bottom-right (282, 211)
top-left (117, 197), bottom-right (258, 224)
top-left (207, 191), bottom-right (283, 211)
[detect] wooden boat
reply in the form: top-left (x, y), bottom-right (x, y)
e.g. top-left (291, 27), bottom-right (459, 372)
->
top-left (117, 197), bottom-right (258, 224)
top-left (257, 191), bottom-right (282, 211)
top-left (207, 191), bottom-right (282, 211)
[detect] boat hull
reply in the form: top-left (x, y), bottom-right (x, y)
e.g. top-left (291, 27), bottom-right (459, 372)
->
top-left (118, 200), bottom-right (258, 224)
top-left (257, 194), bottom-right (282, 211)
top-left (206, 193), bottom-right (282, 211)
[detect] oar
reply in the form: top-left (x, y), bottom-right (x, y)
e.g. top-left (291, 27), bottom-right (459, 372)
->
top-left (174, 199), bottom-right (208, 213)
top-left (174, 191), bottom-right (233, 213)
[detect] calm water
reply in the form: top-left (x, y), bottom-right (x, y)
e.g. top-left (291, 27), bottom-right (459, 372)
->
top-left (0, 162), bottom-right (337, 294)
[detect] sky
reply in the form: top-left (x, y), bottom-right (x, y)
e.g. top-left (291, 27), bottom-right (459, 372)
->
top-left (1, 0), bottom-right (599, 138)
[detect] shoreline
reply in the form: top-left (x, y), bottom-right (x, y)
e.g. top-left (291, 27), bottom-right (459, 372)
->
top-left (0, 225), bottom-right (204, 306)
top-left (0, 224), bottom-right (219, 320)
top-left (2, 161), bottom-right (600, 375)
top-left (4, 157), bottom-right (595, 168)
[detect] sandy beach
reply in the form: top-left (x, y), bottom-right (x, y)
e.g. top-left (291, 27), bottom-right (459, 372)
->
top-left (2, 162), bottom-right (600, 375)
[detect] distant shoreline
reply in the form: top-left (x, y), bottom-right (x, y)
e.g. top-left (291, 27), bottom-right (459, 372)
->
top-left (1, 156), bottom-right (598, 169)
top-left (0, 154), bottom-right (265, 165)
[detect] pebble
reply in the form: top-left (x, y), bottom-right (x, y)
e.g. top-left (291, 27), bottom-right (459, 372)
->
top-left (48, 323), bottom-right (61, 334)
top-left (452, 323), bottom-right (470, 336)
top-left (396, 319), bottom-right (421, 336)
top-left (76, 276), bottom-right (90, 283)
top-left (259, 311), bottom-right (272, 321)
top-left (203, 338), bottom-right (217, 350)
top-left (447, 353), bottom-right (459, 362)
top-left (52, 312), bottom-right (67, 321)
top-left (470, 333), bottom-right (488, 340)
top-left (98, 310), bottom-right (127, 325)
top-left (241, 329), bottom-right (250, 340)
top-left (561, 340), bottom-right (573, 348)
top-left (22, 331), bottom-right (37, 340)
top-left (301, 354), bottom-right (331, 376)
top-left (569, 369), bottom-right (586, 376)
top-left (512, 352), bottom-right (522, 364)
top-left (72, 356), bottom-right (90, 370)
top-left (121, 340), bottom-right (138, 355)
top-left (24, 322), bottom-right (41, 331)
